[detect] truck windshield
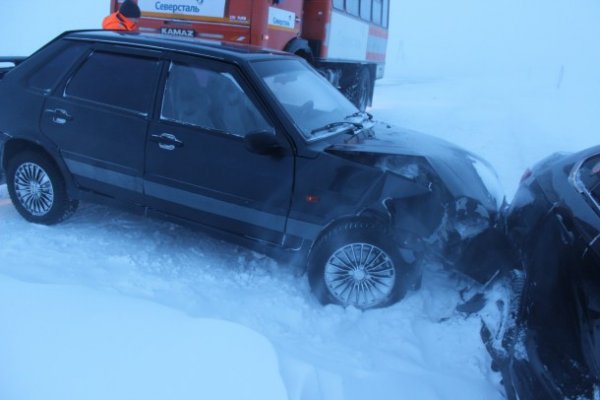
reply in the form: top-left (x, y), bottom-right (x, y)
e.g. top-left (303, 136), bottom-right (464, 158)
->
top-left (252, 59), bottom-right (360, 141)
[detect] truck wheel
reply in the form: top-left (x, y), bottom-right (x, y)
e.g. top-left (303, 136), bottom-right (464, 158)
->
top-left (346, 68), bottom-right (371, 112)
top-left (308, 220), bottom-right (411, 309)
top-left (7, 151), bottom-right (78, 225)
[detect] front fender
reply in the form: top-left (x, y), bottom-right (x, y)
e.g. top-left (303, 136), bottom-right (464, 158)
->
top-left (376, 172), bottom-right (445, 238)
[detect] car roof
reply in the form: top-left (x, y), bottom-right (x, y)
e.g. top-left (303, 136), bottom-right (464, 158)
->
top-left (63, 30), bottom-right (294, 63)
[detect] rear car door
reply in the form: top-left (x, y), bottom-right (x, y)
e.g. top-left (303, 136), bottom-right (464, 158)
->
top-left (144, 55), bottom-right (294, 244)
top-left (40, 45), bottom-right (163, 202)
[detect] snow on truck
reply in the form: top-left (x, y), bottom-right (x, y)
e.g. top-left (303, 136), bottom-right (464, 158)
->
top-left (109, 0), bottom-right (390, 111)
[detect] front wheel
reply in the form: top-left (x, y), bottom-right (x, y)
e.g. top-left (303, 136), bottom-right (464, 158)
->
top-left (7, 151), bottom-right (78, 225)
top-left (308, 220), bottom-right (413, 309)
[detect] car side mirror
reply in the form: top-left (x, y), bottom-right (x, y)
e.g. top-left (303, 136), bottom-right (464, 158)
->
top-left (244, 131), bottom-right (283, 155)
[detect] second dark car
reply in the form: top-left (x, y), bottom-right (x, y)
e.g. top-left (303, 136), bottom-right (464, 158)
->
top-left (482, 146), bottom-right (600, 399)
top-left (0, 31), bottom-right (504, 309)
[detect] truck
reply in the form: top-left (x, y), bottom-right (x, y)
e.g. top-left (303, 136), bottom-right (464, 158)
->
top-left (109, 0), bottom-right (390, 111)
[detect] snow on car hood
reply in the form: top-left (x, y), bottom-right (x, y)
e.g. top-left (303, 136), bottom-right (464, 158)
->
top-left (327, 122), bottom-right (505, 211)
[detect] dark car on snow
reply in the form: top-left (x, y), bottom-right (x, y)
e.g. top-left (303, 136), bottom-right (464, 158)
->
top-left (482, 146), bottom-right (600, 399)
top-left (0, 30), bottom-right (504, 309)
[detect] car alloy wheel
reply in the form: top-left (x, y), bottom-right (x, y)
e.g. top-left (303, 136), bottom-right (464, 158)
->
top-left (307, 219), bottom-right (415, 309)
top-left (7, 151), bottom-right (78, 225)
top-left (324, 242), bottom-right (396, 308)
top-left (13, 162), bottom-right (55, 216)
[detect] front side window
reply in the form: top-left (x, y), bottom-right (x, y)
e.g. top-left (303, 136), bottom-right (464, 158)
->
top-left (252, 59), bottom-right (359, 141)
top-left (161, 62), bottom-right (271, 137)
top-left (65, 51), bottom-right (161, 114)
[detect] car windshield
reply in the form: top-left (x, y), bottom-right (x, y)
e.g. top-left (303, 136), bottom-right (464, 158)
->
top-left (252, 59), bottom-right (361, 141)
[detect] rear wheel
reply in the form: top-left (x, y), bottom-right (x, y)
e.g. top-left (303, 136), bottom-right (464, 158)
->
top-left (308, 220), bottom-right (412, 309)
top-left (7, 151), bottom-right (77, 224)
top-left (345, 68), bottom-right (371, 112)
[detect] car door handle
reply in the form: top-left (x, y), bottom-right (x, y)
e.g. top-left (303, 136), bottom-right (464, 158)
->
top-left (150, 133), bottom-right (184, 151)
top-left (45, 108), bottom-right (73, 125)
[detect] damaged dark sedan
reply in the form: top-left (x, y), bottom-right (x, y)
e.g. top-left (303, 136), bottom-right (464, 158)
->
top-left (0, 31), bottom-right (504, 309)
top-left (482, 146), bottom-right (600, 399)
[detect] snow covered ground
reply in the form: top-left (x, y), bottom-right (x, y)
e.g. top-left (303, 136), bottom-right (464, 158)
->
top-left (0, 184), bottom-right (503, 400)
top-left (0, 272), bottom-right (287, 400)
top-left (1, 1), bottom-right (599, 399)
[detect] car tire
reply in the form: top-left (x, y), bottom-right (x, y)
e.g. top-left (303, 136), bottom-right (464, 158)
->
top-left (7, 151), bottom-right (78, 225)
top-left (308, 219), bottom-right (412, 309)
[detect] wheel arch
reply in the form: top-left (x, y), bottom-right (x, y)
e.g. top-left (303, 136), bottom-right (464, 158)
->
top-left (2, 138), bottom-right (78, 198)
top-left (305, 211), bottom-right (391, 270)
top-left (283, 38), bottom-right (314, 64)
top-left (305, 212), bottom-right (417, 308)
top-left (304, 172), bottom-right (442, 270)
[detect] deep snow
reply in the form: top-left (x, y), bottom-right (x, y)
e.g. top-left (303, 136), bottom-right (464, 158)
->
top-left (1, 0), bottom-right (599, 399)
top-left (0, 184), bottom-right (503, 400)
top-left (0, 273), bottom-right (287, 400)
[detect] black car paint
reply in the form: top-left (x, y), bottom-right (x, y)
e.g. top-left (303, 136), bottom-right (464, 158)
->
top-left (0, 31), bottom-right (501, 281)
top-left (485, 146), bottom-right (600, 400)
top-left (0, 135), bottom-right (5, 185)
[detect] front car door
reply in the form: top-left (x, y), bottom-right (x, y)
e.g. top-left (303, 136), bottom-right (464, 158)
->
top-left (144, 55), bottom-right (294, 244)
top-left (40, 45), bottom-right (163, 202)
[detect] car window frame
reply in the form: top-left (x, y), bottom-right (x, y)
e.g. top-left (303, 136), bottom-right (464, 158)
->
top-left (24, 40), bottom-right (90, 95)
top-left (58, 44), bottom-right (165, 118)
top-left (155, 53), bottom-right (278, 140)
top-left (571, 153), bottom-right (600, 217)
top-left (250, 57), bottom-right (361, 143)
top-left (581, 155), bottom-right (600, 210)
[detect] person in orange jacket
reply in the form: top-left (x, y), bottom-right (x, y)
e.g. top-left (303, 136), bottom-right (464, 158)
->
top-left (102, 0), bottom-right (141, 31)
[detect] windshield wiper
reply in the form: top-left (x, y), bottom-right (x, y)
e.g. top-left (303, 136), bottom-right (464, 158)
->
top-left (310, 121), bottom-right (363, 136)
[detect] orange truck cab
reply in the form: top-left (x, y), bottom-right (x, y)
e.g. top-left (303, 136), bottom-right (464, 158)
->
top-left (109, 0), bottom-right (390, 110)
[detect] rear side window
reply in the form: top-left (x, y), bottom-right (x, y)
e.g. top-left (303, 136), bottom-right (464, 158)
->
top-left (372, 0), bottom-right (382, 25)
top-left (65, 51), bottom-right (161, 114)
top-left (579, 155), bottom-right (600, 206)
top-left (28, 42), bottom-right (87, 93)
top-left (346, 0), bottom-right (359, 16)
top-left (382, 0), bottom-right (389, 27)
top-left (360, 0), bottom-right (372, 20)
top-left (583, 156), bottom-right (600, 204)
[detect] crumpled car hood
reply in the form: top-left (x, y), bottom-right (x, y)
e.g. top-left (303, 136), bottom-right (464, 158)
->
top-left (326, 122), bottom-right (504, 211)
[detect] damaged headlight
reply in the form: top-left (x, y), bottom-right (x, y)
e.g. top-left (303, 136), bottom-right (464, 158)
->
top-left (450, 197), bottom-right (492, 239)
top-left (469, 155), bottom-right (505, 209)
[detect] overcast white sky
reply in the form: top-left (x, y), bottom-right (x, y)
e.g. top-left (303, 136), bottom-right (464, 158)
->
top-left (2, 0), bottom-right (599, 82)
